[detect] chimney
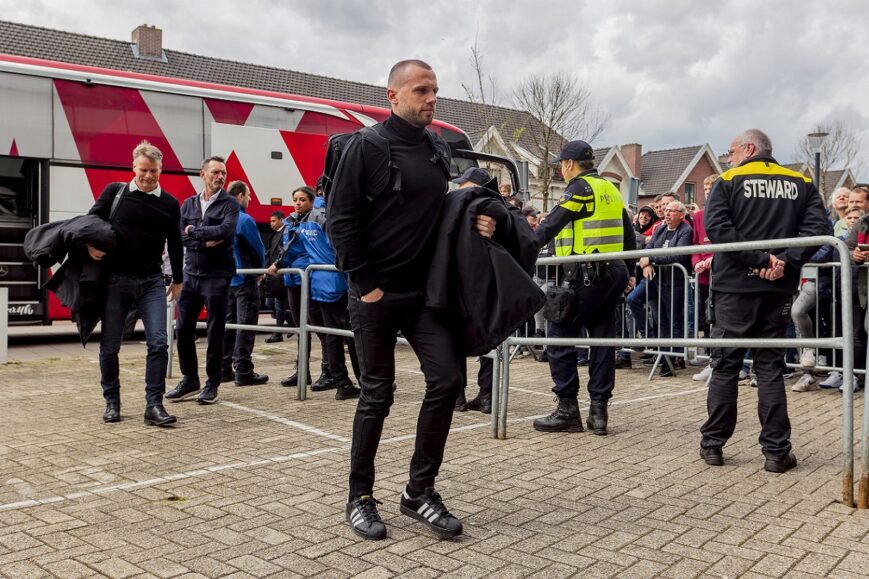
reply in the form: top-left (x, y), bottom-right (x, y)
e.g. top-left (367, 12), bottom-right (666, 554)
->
top-left (621, 143), bottom-right (642, 178)
top-left (132, 25), bottom-right (163, 57)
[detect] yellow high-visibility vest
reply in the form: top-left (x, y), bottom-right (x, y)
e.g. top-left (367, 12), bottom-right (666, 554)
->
top-left (554, 174), bottom-right (625, 256)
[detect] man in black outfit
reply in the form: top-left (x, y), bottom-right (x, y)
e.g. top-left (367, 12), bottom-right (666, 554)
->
top-left (88, 140), bottom-right (183, 427)
top-left (328, 59), bottom-right (495, 541)
top-left (700, 129), bottom-right (829, 472)
top-left (165, 157), bottom-right (239, 406)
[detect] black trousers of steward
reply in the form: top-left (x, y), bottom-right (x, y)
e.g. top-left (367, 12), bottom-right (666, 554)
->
top-left (700, 291), bottom-right (792, 458)
top-left (347, 288), bottom-right (463, 499)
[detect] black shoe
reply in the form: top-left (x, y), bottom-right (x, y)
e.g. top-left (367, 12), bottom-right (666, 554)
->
top-left (400, 487), bottom-right (463, 538)
top-left (533, 397), bottom-right (583, 432)
top-left (235, 371), bottom-right (269, 386)
top-left (103, 402), bottom-right (121, 423)
top-left (335, 382), bottom-right (361, 400)
top-left (586, 400), bottom-right (608, 435)
top-left (311, 374), bottom-right (336, 392)
top-left (764, 452), bottom-right (797, 473)
top-left (346, 496), bottom-right (386, 540)
top-left (537, 349), bottom-right (548, 363)
top-left (454, 389), bottom-right (468, 412)
top-left (220, 368), bottom-right (235, 383)
top-left (660, 366), bottom-right (674, 378)
top-left (165, 378), bottom-right (201, 402)
top-left (265, 333), bottom-right (283, 343)
top-left (614, 357), bottom-right (632, 370)
top-left (196, 384), bottom-right (219, 405)
top-left (700, 447), bottom-right (724, 466)
top-left (144, 405), bottom-right (177, 427)
top-left (577, 358), bottom-right (589, 367)
top-left (467, 391), bottom-right (492, 414)
top-left (280, 371), bottom-right (312, 387)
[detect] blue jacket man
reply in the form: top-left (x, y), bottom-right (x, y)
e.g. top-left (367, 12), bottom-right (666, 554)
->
top-left (222, 181), bottom-right (269, 385)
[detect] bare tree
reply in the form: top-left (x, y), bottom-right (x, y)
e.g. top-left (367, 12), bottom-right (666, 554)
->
top-left (513, 72), bottom-right (608, 210)
top-left (794, 120), bottom-right (863, 194)
top-left (461, 33), bottom-right (500, 153)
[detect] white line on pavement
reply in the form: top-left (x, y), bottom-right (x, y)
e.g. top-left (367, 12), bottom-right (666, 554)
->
top-left (218, 400), bottom-right (351, 443)
top-left (0, 386), bottom-right (706, 512)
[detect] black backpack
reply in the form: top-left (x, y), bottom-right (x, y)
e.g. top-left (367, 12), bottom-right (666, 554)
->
top-left (317, 123), bottom-right (451, 202)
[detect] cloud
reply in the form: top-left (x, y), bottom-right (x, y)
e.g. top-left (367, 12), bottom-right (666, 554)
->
top-left (2, 0), bottom-right (869, 177)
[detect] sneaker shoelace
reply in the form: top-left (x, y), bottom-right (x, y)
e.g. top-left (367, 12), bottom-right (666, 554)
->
top-left (355, 496), bottom-right (383, 523)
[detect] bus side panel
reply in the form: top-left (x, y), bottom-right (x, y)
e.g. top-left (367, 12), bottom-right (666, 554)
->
top-left (0, 72), bottom-right (52, 157)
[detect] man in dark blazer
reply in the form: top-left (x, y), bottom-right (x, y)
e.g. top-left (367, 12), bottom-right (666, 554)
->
top-left (165, 156), bottom-right (239, 405)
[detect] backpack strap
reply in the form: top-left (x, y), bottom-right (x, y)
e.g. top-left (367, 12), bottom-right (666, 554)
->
top-left (108, 182), bottom-right (126, 222)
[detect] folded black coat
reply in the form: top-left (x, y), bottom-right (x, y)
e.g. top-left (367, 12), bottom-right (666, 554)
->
top-left (426, 181), bottom-right (545, 356)
top-left (24, 215), bottom-right (118, 346)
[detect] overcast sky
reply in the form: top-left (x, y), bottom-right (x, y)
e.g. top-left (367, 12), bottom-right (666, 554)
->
top-left (3, 0), bottom-right (869, 178)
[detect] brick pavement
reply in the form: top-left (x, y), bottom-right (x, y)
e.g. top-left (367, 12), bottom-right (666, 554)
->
top-left (1, 337), bottom-right (868, 578)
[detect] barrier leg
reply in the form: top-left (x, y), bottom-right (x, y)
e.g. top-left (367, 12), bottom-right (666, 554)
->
top-left (491, 349), bottom-right (501, 439)
top-left (498, 342), bottom-right (510, 440)
top-left (297, 273), bottom-right (310, 401)
top-left (166, 299), bottom-right (175, 379)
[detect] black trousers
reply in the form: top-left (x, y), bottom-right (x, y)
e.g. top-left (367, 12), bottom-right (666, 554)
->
top-left (347, 289), bottom-right (463, 499)
top-left (309, 294), bottom-right (360, 384)
top-left (477, 356), bottom-right (493, 394)
top-left (548, 262), bottom-right (628, 401)
top-left (222, 277), bottom-right (260, 375)
top-left (176, 275), bottom-right (231, 386)
top-left (700, 291), bottom-right (792, 458)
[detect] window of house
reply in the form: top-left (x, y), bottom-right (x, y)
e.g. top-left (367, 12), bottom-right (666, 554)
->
top-left (684, 182), bottom-right (695, 205)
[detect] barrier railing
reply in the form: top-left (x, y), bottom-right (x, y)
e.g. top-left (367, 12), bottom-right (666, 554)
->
top-left (499, 235), bottom-right (862, 508)
top-left (165, 236), bottom-right (866, 508)
top-left (0, 287), bottom-right (8, 364)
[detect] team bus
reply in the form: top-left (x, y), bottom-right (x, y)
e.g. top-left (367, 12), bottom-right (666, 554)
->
top-left (0, 54), bottom-right (518, 324)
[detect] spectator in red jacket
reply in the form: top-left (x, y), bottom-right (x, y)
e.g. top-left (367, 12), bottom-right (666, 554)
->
top-left (690, 173), bottom-right (719, 381)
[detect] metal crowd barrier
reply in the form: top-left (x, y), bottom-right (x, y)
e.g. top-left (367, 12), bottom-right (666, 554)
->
top-left (498, 235), bottom-right (865, 509)
top-left (165, 237), bottom-right (868, 508)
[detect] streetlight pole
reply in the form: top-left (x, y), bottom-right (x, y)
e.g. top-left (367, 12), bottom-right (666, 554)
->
top-left (807, 131), bottom-right (829, 196)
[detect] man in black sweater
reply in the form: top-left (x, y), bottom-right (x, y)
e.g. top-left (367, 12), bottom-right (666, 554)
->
top-left (165, 156), bottom-right (239, 406)
top-left (328, 60), bottom-right (494, 541)
top-left (87, 140), bottom-right (183, 427)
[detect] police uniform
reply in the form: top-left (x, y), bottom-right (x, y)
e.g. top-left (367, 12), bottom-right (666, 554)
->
top-left (533, 140), bottom-right (636, 435)
top-left (700, 152), bottom-right (829, 468)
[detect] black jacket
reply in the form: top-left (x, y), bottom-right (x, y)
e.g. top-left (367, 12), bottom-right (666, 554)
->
top-left (705, 156), bottom-right (830, 294)
top-left (426, 184), bottom-right (545, 356)
top-left (180, 189), bottom-right (239, 278)
top-left (647, 220), bottom-right (693, 286)
top-left (24, 215), bottom-right (117, 345)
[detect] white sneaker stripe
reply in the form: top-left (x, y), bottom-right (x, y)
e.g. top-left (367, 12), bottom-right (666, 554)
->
top-left (426, 512), bottom-right (440, 523)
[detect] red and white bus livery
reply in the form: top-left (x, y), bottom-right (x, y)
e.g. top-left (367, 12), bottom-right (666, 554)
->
top-left (0, 54), bottom-right (501, 323)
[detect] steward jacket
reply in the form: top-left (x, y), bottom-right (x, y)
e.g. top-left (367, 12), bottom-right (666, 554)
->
top-left (180, 188), bottom-right (239, 278)
top-left (296, 205), bottom-right (348, 303)
top-left (647, 220), bottom-right (693, 287)
top-left (231, 206), bottom-right (266, 287)
top-left (426, 182), bottom-right (545, 356)
top-left (705, 156), bottom-right (830, 294)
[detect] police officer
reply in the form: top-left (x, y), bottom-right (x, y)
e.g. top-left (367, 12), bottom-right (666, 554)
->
top-left (532, 140), bottom-right (637, 436)
top-left (700, 129), bottom-right (829, 473)
top-left (328, 59), bottom-right (494, 541)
